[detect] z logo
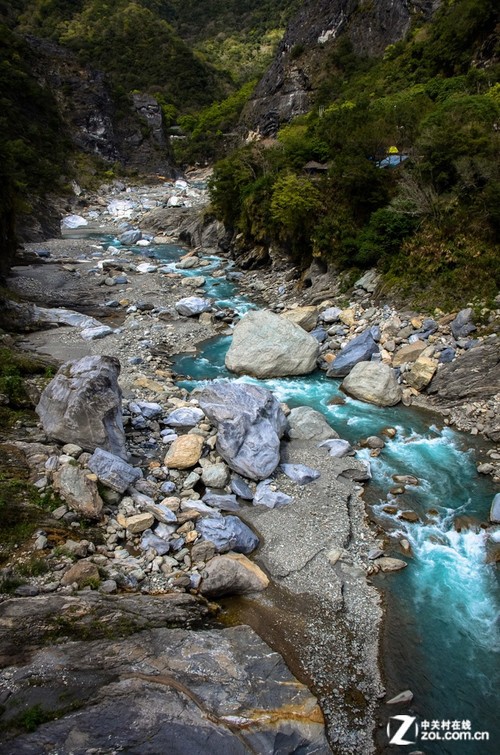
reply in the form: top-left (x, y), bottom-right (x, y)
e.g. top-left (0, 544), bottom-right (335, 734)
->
top-left (387, 715), bottom-right (419, 746)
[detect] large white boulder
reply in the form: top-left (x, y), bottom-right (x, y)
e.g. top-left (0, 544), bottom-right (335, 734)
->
top-left (225, 309), bottom-right (319, 378)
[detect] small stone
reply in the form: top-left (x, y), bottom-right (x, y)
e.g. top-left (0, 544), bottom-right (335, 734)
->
top-left (62, 443), bottom-right (83, 457)
top-left (191, 541), bottom-right (216, 563)
top-left (477, 463), bottom-right (494, 474)
top-left (61, 560), bottom-right (100, 587)
top-left (100, 579), bottom-right (118, 594)
top-left (390, 486), bottom-right (405, 495)
top-left (164, 434), bottom-right (204, 469)
top-left (392, 475), bottom-right (419, 486)
top-left (399, 511), bottom-right (419, 523)
top-left (386, 690), bottom-right (414, 705)
top-left (201, 463), bottom-right (229, 489)
top-left (125, 513), bottom-right (155, 534)
top-left (14, 585), bottom-right (40, 597)
top-left (375, 557), bottom-right (407, 572)
top-left (88, 448), bottom-right (141, 493)
top-left (327, 548), bottom-right (343, 565)
top-left (34, 535), bottom-right (48, 550)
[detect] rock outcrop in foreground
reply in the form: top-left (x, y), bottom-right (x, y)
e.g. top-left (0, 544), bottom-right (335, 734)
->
top-left (225, 309), bottom-right (319, 377)
top-left (0, 595), bottom-right (328, 755)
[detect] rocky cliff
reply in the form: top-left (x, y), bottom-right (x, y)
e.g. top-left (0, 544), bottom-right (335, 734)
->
top-left (242, 0), bottom-right (443, 134)
top-left (26, 36), bottom-right (175, 178)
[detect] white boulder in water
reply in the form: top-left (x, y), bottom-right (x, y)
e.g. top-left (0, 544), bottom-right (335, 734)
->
top-left (225, 309), bottom-right (319, 378)
top-left (61, 214), bottom-right (88, 229)
top-left (490, 493), bottom-right (500, 524)
top-left (341, 361), bottom-right (402, 406)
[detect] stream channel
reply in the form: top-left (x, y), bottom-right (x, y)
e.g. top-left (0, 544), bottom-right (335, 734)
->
top-left (105, 233), bottom-right (499, 753)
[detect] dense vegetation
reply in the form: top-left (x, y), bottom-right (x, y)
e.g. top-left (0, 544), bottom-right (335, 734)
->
top-left (209, 0), bottom-right (500, 307)
top-left (15, 0), bottom-right (226, 110)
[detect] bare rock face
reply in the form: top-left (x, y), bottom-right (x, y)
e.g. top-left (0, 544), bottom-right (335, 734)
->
top-left (225, 309), bottom-right (319, 378)
top-left (0, 598), bottom-right (328, 755)
top-left (242, 0), bottom-right (442, 135)
top-left (36, 356), bottom-right (126, 458)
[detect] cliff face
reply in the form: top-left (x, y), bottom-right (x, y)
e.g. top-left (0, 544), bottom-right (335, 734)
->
top-left (26, 36), bottom-right (175, 178)
top-left (242, 0), bottom-right (443, 135)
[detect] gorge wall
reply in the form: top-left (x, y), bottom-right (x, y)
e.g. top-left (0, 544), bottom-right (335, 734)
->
top-left (241, 0), bottom-right (443, 135)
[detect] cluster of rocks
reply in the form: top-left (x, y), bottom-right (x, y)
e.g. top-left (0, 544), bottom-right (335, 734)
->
top-left (222, 297), bottom-right (499, 448)
top-left (5, 349), bottom-right (415, 605)
top-left (62, 174), bottom-right (209, 230)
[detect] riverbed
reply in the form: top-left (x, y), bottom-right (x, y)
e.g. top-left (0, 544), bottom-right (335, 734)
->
top-left (16, 212), bottom-right (499, 753)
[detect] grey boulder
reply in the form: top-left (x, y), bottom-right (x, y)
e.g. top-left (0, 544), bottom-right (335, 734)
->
top-left (287, 406), bottom-right (338, 441)
top-left (52, 464), bottom-right (103, 519)
top-left (119, 229), bottom-right (142, 245)
top-left (36, 355), bottom-right (126, 458)
top-left (88, 447), bottom-right (141, 493)
top-left (202, 491), bottom-right (241, 512)
top-left (175, 297), bottom-right (212, 317)
top-left (198, 381), bottom-right (288, 481)
top-left (490, 493), bottom-right (500, 524)
top-left (201, 463), bottom-right (230, 488)
top-left (451, 308), bottom-right (476, 339)
top-left (280, 463), bottom-right (320, 485)
top-left (139, 529), bottom-right (171, 555)
top-left (327, 329), bottom-right (379, 378)
top-left (197, 515), bottom-right (259, 554)
top-left (225, 309), bottom-right (319, 377)
top-left (341, 362), bottom-right (402, 406)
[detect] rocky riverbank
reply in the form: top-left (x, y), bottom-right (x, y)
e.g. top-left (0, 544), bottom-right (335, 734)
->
top-left (0, 173), bottom-right (498, 753)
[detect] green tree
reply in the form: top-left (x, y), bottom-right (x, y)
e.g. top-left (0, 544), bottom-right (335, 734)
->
top-left (270, 173), bottom-right (322, 256)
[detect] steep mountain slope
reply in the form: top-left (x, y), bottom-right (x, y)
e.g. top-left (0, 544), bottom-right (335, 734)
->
top-left (242, 0), bottom-right (443, 134)
top-left (210, 0), bottom-right (500, 307)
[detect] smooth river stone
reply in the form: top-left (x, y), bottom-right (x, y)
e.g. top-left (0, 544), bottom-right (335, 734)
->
top-left (164, 434), bottom-right (204, 469)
